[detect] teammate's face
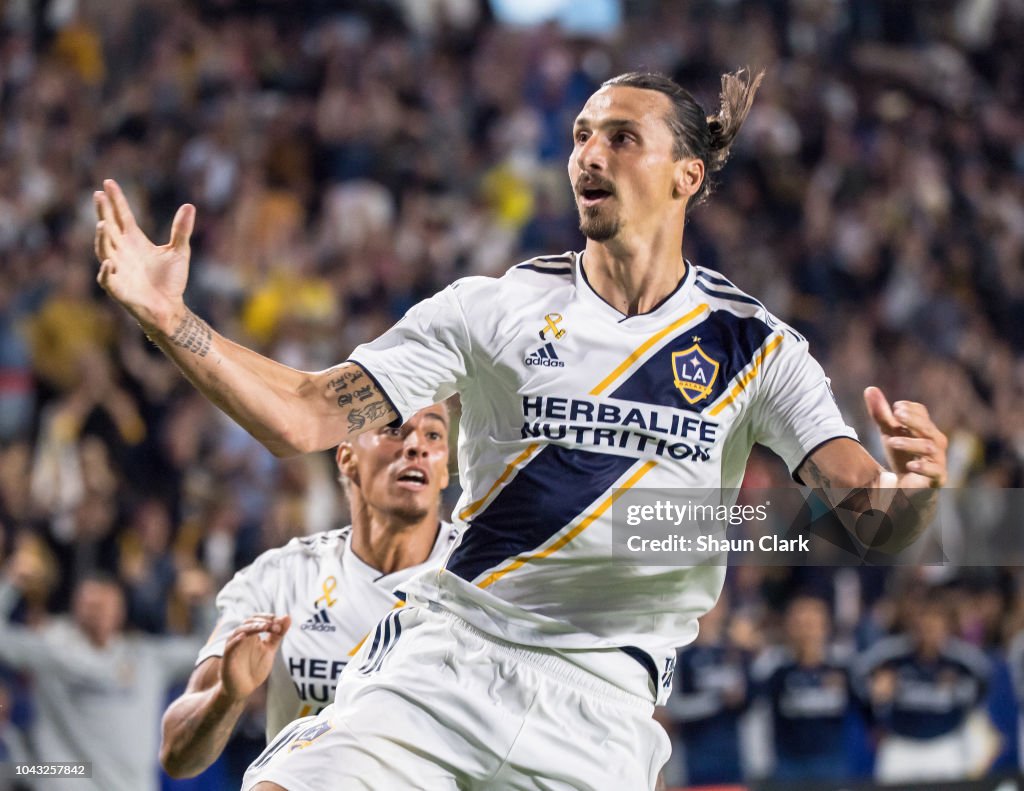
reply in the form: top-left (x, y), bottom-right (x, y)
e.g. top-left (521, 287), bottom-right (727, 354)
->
top-left (339, 405), bottom-right (451, 523)
top-left (569, 86), bottom-right (693, 242)
top-left (913, 607), bottom-right (949, 652)
top-left (785, 598), bottom-right (829, 647)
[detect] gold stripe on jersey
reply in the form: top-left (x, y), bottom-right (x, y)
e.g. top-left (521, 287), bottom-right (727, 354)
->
top-left (477, 460), bottom-right (658, 589)
top-left (589, 304), bottom-right (710, 396)
top-left (707, 333), bottom-right (784, 417)
top-left (458, 443), bottom-right (542, 521)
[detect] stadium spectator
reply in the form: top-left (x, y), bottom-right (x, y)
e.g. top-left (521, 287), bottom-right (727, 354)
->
top-left (858, 593), bottom-right (993, 783)
top-left (0, 562), bottom-right (206, 791)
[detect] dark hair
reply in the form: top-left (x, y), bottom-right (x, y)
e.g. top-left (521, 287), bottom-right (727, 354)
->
top-left (75, 570), bottom-right (124, 593)
top-left (602, 68), bottom-right (765, 204)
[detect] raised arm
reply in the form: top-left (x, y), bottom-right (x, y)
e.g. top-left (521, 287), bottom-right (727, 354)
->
top-left (94, 180), bottom-right (396, 455)
top-left (160, 614), bottom-right (290, 778)
top-left (796, 386), bottom-right (947, 551)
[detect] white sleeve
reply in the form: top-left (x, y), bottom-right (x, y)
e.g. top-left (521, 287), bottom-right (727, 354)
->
top-left (347, 283), bottom-right (473, 424)
top-left (194, 560), bottom-right (273, 666)
top-left (751, 331), bottom-right (857, 481)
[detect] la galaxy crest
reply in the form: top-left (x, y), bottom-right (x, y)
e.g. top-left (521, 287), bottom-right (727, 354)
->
top-left (288, 720), bottom-right (333, 751)
top-left (672, 341), bottom-right (719, 404)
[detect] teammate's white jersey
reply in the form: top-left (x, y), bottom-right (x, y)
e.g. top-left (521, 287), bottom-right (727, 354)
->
top-left (196, 522), bottom-right (459, 740)
top-left (350, 253), bottom-right (855, 704)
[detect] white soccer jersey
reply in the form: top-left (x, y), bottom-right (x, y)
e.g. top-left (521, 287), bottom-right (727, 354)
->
top-left (196, 523), bottom-right (459, 740)
top-left (350, 253), bottom-right (856, 704)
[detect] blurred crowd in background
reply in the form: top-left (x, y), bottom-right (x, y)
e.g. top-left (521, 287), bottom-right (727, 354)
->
top-left (0, 0), bottom-right (1022, 788)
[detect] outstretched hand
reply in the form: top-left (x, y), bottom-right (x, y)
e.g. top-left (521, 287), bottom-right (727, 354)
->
top-left (864, 386), bottom-right (947, 489)
top-left (220, 614), bottom-right (291, 702)
top-left (94, 179), bottom-right (195, 336)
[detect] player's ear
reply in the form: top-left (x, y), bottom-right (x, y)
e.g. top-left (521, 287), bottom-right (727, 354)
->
top-left (673, 157), bottom-right (704, 200)
top-left (336, 444), bottom-right (359, 486)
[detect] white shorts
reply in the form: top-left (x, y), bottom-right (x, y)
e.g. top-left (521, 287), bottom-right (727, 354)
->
top-left (874, 729), bottom-right (971, 783)
top-left (242, 603), bottom-right (670, 790)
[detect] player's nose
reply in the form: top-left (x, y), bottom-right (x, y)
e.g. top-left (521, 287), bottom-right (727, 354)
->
top-left (576, 135), bottom-right (606, 173)
top-left (402, 431), bottom-right (427, 457)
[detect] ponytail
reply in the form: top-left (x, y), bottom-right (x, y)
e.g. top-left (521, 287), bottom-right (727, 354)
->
top-left (706, 68), bottom-right (765, 174)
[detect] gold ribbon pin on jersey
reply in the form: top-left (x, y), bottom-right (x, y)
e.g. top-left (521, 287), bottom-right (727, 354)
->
top-left (539, 313), bottom-right (566, 340)
top-left (315, 576), bottom-right (338, 608)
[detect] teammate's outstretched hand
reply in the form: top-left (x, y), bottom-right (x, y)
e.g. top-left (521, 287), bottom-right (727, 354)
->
top-left (864, 386), bottom-right (947, 489)
top-left (220, 614), bottom-right (291, 701)
top-left (94, 179), bottom-right (195, 336)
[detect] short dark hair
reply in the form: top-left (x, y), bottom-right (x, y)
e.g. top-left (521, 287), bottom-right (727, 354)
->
top-left (602, 69), bottom-right (765, 204)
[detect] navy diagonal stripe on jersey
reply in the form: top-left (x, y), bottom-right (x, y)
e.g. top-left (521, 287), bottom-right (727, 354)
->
top-left (360, 613), bottom-right (393, 674)
top-left (609, 310), bottom-right (773, 411)
top-left (695, 269), bottom-right (737, 289)
top-left (516, 264), bottom-right (574, 275)
top-left (693, 280), bottom-right (765, 308)
top-left (370, 611), bottom-right (403, 674)
top-left (361, 617), bottom-right (387, 670)
top-left (446, 446), bottom-right (636, 584)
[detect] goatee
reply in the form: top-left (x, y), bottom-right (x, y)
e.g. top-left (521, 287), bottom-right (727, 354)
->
top-left (579, 208), bottom-right (620, 242)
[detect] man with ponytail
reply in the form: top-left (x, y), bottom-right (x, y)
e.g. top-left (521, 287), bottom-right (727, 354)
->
top-left (95, 69), bottom-right (947, 790)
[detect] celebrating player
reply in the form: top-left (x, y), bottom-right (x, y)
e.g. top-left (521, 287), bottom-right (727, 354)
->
top-left (158, 405), bottom-right (456, 778)
top-left (94, 68), bottom-right (947, 790)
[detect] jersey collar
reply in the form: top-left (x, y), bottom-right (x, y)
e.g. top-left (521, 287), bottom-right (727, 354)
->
top-left (574, 251), bottom-right (695, 327)
top-left (342, 522), bottom-right (449, 586)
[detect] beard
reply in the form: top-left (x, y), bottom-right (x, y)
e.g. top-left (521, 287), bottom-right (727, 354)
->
top-left (578, 203), bottom-right (620, 242)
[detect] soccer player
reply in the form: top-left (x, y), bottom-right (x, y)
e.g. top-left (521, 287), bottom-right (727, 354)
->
top-left (663, 594), bottom-right (750, 786)
top-left (93, 68), bottom-right (948, 789)
top-left (753, 595), bottom-right (855, 782)
top-left (159, 405), bottom-right (457, 778)
top-left (858, 594), bottom-right (991, 783)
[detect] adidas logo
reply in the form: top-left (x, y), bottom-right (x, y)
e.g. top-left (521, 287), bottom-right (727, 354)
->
top-left (300, 609), bottom-right (336, 632)
top-left (525, 342), bottom-right (565, 368)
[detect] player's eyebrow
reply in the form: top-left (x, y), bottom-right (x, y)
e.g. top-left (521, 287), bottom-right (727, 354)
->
top-left (424, 411), bottom-right (449, 428)
top-left (573, 117), bottom-right (642, 134)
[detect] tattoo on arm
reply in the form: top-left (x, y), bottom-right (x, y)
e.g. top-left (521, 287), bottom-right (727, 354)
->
top-left (804, 456), bottom-right (873, 514)
top-left (169, 313), bottom-right (212, 357)
top-left (802, 458), bottom-right (831, 490)
top-left (327, 369), bottom-right (366, 408)
top-left (347, 399), bottom-right (390, 432)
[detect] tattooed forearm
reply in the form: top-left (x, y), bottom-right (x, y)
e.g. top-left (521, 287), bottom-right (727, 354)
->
top-left (347, 399), bottom-right (390, 432)
top-left (168, 312), bottom-right (212, 357)
top-left (802, 457), bottom-right (873, 510)
top-left (801, 458), bottom-right (831, 491)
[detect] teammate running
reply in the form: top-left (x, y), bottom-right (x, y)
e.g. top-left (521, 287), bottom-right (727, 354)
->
top-left (159, 405), bottom-right (456, 779)
top-left (94, 68), bottom-right (947, 790)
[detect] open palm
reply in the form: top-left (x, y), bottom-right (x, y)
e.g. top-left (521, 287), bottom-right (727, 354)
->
top-left (94, 179), bottom-right (195, 335)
